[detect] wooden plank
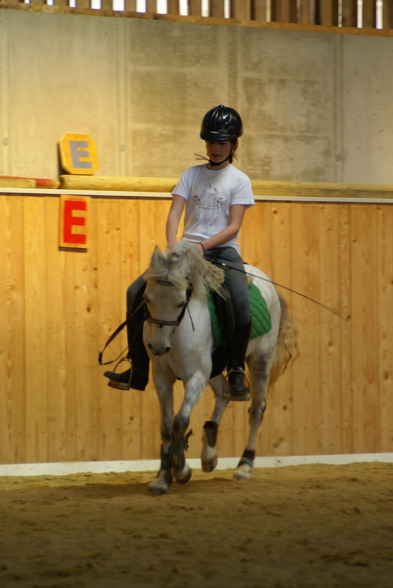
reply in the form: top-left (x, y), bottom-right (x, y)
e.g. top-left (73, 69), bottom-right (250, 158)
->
top-left (341, 0), bottom-right (358, 27)
top-left (101, 0), bottom-right (114, 10)
top-left (362, 0), bottom-right (377, 28)
top-left (290, 203), bottom-right (321, 455)
top-left (382, 0), bottom-right (393, 29)
top-left (24, 198), bottom-right (49, 463)
top-left (230, 0), bottom-right (251, 20)
top-left (75, 0), bottom-right (92, 9)
top-left (0, 196), bottom-right (26, 463)
top-left (73, 202), bottom-right (101, 461)
top-left (299, 0), bottom-right (314, 25)
top-left (167, 0), bottom-right (180, 15)
top-left (318, 204), bottom-right (344, 453)
top-left (378, 205), bottom-right (393, 452)
top-left (146, 0), bottom-right (156, 12)
top-left (250, 0), bottom-right (268, 21)
top-left (349, 205), bottom-right (379, 453)
top-left (124, 0), bottom-right (138, 11)
top-left (119, 198), bottom-right (143, 460)
top-left (262, 202), bottom-right (294, 457)
top-left (138, 199), bottom-right (170, 459)
top-left (338, 204), bottom-right (353, 453)
top-left (280, 0), bottom-right (298, 23)
top-left (210, 0), bottom-right (225, 18)
top-left (188, 0), bottom-right (202, 16)
top-left (96, 199), bottom-right (124, 460)
top-left (316, 0), bottom-right (338, 26)
top-left (45, 198), bottom-right (68, 462)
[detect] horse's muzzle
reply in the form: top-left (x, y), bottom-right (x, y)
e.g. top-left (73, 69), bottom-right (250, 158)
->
top-left (148, 342), bottom-right (171, 356)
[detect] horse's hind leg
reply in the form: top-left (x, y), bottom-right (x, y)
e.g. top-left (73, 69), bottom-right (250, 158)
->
top-left (234, 351), bottom-right (271, 482)
top-left (201, 375), bottom-right (229, 473)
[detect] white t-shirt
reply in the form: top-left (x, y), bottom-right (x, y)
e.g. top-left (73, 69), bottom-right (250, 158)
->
top-left (172, 164), bottom-right (254, 253)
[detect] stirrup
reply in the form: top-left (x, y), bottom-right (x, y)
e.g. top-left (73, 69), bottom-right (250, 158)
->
top-left (104, 357), bottom-right (133, 391)
top-left (223, 368), bottom-right (250, 401)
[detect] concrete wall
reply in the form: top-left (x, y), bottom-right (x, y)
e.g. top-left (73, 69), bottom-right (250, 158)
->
top-left (1, 10), bottom-right (393, 183)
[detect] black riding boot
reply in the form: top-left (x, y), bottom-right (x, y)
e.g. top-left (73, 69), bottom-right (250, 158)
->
top-left (104, 285), bottom-right (149, 391)
top-left (224, 320), bottom-right (252, 401)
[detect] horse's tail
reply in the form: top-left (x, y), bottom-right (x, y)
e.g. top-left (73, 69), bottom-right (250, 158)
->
top-left (269, 295), bottom-right (298, 386)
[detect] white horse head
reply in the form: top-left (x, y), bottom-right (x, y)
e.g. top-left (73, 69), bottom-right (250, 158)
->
top-left (143, 242), bottom-right (224, 356)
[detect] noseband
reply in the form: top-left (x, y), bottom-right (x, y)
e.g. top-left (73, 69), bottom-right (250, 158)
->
top-left (145, 280), bottom-right (194, 329)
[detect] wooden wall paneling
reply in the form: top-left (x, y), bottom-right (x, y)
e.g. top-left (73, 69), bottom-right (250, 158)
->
top-left (362, 0), bottom-right (377, 28)
top-left (96, 199), bottom-right (124, 460)
top-left (299, 0), bottom-right (313, 25)
top-left (72, 202), bottom-right (101, 461)
top-left (315, 0), bottom-right (338, 26)
top-left (119, 199), bottom-right (143, 459)
top-left (146, 0), bottom-right (157, 13)
top-left (230, 0), bottom-right (251, 20)
top-left (75, 0), bottom-right (92, 8)
top-left (188, 0), bottom-right (202, 16)
top-left (101, 0), bottom-right (114, 10)
top-left (23, 197), bottom-right (49, 463)
top-left (124, 0), bottom-right (138, 11)
top-left (138, 199), bottom-right (170, 459)
top-left (350, 205), bottom-right (379, 453)
top-left (250, 0), bottom-right (268, 22)
top-left (280, 0), bottom-right (298, 23)
top-left (377, 205), bottom-right (393, 452)
top-left (290, 203), bottom-right (322, 455)
top-left (341, 0), bottom-right (358, 27)
top-left (45, 198), bottom-right (68, 462)
top-left (318, 204), bottom-right (344, 454)
top-left (210, 0), bottom-right (225, 18)
top-left (262, 202), bottom-right (294, 457)
top-left (0, 196), bottom-right (25, 463)
top-left (338, 205), bottom-right (353, 453)
top-left (382, 0), bottom-right (393, 29)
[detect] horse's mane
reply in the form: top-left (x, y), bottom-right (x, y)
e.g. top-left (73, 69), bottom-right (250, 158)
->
top-left (145, 241), bottom-right (225, 300)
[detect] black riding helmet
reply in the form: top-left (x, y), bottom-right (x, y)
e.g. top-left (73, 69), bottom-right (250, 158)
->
top-left (200, 105), bottom-right (243, 166)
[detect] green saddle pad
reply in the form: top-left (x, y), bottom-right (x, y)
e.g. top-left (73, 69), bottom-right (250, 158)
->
top-left (207, 283), bottom-right (272, 347)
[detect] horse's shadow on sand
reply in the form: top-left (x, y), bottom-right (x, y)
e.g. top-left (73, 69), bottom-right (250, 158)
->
top-left (62, 473), bottom-right (239, 499)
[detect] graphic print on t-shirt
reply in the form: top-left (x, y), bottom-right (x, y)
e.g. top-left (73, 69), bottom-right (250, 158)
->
top-left (191, 181), bottom-right (226, 209)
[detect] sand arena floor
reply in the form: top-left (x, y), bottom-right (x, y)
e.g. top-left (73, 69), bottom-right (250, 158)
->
top-left (0, 462), bottom-right (392, 588)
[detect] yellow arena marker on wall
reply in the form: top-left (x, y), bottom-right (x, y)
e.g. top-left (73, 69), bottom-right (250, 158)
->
top-left (59, 133), bottom-right (98, 175)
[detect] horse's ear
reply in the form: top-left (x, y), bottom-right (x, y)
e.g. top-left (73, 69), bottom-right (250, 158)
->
top-left (150, 245), bottom-right (163, 267)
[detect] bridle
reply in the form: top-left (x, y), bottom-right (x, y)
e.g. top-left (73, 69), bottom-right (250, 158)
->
top-left (145, 279), bottom-right (194, 329)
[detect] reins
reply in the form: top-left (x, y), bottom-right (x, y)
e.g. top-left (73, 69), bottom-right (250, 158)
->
top-left (98, 281), bottom-right (195, 366)
top-left (210, 260), bottom-right (348, 322)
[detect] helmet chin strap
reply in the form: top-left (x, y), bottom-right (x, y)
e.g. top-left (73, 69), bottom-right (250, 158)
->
top-left (208, 153), bottom-right (231, 167)
top-left (208, 140), bottom-right (238, 167)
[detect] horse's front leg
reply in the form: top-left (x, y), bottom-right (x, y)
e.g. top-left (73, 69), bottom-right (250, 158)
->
top-left (201, 374), bottom-right (229, 472)
top-left (148, 366), bottom-right (176, 496)
top-left (171, 370), bottom-right (208, 485)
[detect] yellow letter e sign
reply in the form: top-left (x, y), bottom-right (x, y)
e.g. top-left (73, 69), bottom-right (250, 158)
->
top-left (60, 195), bottom-right (90, 249)
top-left (59, 133), bottom-right (98, 175)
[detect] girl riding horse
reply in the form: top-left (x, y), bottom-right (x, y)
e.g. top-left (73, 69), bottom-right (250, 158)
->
top-left (104, 105), bottom-right (254, 401)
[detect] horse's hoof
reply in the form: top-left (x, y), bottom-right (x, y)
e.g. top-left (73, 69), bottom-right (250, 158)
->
top-left (201, 458), bottom-right (217, 473)
top-left (174, 463), bottom-right (192, 485)
top-left (234, 464), bottom-right (252, 482)
top-left (148, 470), bottom-right (172, 495)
